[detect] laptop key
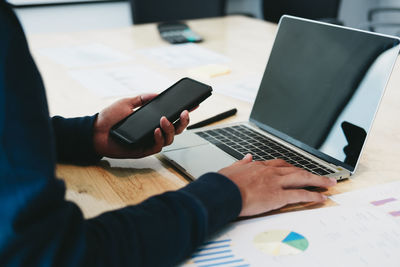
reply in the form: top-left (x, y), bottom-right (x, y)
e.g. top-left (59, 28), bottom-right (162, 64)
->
top-left (297, 160), bottom-right (310, 165)
top-left (253, 156), bottom-right (263, 161)
top-left (196, 132), bottom-right (208, 137)
top-left (270, 152), bottom-right (283, 157)
top-left (314, 168), bottom-right (331, 175)
top-left (261, 155), bottom-right (275, 160)
top-left (280, 156), bottom-right (291, 162)
top-left (212, 142), bottom-right (243, 160)
top-left (304, 163), bottom-right (318, 169)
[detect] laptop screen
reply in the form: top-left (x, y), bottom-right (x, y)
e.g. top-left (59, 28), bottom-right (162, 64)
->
top-left (250, 16), bottom-right (400, 172)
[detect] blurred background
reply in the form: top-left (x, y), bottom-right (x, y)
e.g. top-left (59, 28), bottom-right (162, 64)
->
top-left (10, 0), bottom-right (400, 37)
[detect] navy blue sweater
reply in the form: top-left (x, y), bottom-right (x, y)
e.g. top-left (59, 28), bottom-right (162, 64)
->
top-left (0, 2), bottom-right (242, 266)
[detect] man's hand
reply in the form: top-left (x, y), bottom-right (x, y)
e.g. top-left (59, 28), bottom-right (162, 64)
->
top-left (93, 94), bottom-right (190, 159)
top-left (218, 154), bottom-right (337, 217)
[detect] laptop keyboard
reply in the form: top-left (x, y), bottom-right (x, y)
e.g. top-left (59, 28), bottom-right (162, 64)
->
top-left (195, 125), bottom-right (334, 176)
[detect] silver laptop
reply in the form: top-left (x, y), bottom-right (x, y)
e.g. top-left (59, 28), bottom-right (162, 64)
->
top-left (162, 16), bottom-right (400, 181)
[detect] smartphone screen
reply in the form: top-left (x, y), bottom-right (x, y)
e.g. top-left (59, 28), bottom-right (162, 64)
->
top-left (111, 78), bottom-right (212, 145)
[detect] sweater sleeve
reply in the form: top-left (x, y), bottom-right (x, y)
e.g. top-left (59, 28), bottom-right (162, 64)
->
top-left (84, 173), bottom-right (242, 266)
top-left (0, 2), bottom-right (242, 266)
top-left (51, 115), bottom-right (102, 165)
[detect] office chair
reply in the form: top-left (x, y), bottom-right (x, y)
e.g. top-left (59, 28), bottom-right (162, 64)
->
top-left (262, 0), bottom-right (342, 25)
top-left (367, 7), bottom-right (400, 36)
top-left (130, 0), bottom-right (226, 24)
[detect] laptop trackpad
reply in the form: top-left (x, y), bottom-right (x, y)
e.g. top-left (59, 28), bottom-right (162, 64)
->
top-left (163, 143), bottom-right (237, 179)
top-left (163, 132), bottom-right (209, 152)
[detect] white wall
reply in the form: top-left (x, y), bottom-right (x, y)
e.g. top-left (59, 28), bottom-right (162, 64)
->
top-left (339, 0), bottom-right (400, 35)
top-left (14, 1), bottom-right (132, 33)
top-left (339, 0), bottom-right (376, 28)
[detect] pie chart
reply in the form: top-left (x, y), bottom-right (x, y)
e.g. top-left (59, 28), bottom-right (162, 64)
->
top-left (253, 230), bottom-right (309, 256)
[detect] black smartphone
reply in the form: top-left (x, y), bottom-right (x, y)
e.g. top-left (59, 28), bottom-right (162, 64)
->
top-left (157, 21), bottom-right (203, 44)
top-left (110, 78), bottom-right (212, 146)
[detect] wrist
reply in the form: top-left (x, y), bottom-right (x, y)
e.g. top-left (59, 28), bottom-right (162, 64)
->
top-left (91, 113), bottom-right (104, 158)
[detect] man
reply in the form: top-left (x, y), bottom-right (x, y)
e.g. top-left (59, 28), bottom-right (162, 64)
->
top-left (0, 1), bottom-right (336, 266)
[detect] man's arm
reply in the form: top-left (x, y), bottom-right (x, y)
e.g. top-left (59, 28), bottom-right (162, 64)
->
top-left (2, 168), bottom-right (240, 266)
top-left (84, 173), bottom-right (241, 266)
top-left (0, 4), bottom-right (241, 266)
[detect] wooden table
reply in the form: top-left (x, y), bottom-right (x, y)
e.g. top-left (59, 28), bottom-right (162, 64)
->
top-left (27, 16), bottom-right (400, 219)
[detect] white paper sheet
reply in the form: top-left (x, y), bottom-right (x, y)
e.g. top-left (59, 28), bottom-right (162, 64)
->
top-left (39, 43), bottom-right (131, 68)
top-left (138, 43), bottom-right (229, 69)
top-left (214, 75), bottom-right (262, 103)
top-left (331, 181), bottom-right (400, 224)
top-left (69, 65), bottom-right (172, 97)
top-left (181, 206), bottom-right (400, 267)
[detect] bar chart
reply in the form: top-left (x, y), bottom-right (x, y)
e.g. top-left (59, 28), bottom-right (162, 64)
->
top-left (185, 239), bottom-right (249, 267)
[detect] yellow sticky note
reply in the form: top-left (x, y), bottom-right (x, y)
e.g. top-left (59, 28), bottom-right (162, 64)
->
top-left (188, 64), bottom-right (231, 78)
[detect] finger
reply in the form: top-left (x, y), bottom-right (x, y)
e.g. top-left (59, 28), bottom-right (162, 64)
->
top-left (100, 94), bottom-right (158, 130)
top-left (140, 93), bottom-right (158, 105)
top-left (142, 128), bottom-right (164, 156)
top-left (125, 94), bottom-right (158, 109)
top-left (243, 153), bottom-right (253, 162)
top-left (232, 154), bottom-right (253, 166)
top-left (283, 189), bottom-right (328, 205)
top-left (160, 116), bottom-right (175, 146)
top-left (175, 110), bottom-right (190, 134)
top-left (262, 158), bottom-right (292, 167)
top-left (280, 171), bottom-right (337, 189)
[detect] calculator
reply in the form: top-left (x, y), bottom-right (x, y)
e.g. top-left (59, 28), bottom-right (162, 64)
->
top-left (157, 21), bottom-right (203, 44)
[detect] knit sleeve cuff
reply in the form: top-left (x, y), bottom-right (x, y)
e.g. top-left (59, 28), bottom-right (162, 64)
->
top-left (51, 114), bottom-right (102, 165)
top-left (180, 172), bottom-right (242, 236)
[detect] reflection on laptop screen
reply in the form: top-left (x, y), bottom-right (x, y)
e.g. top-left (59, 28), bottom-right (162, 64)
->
top-left (250, 16), bottom-right (400, 171)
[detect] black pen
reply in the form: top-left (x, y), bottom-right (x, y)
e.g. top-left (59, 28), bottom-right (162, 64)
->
top-left (187, 108), bottom-right (237, 130)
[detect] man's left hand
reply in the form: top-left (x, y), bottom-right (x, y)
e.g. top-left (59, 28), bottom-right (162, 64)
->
top-left (93, 94), bottom-right (190, 159)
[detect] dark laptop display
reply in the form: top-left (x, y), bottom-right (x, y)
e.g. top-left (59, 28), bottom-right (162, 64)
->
top-left (250, 16), bottom-right (400, 171)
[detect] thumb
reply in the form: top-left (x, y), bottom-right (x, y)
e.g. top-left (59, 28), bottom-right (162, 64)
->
top-left (125, 94), bottom-right (158, 109)
top-left (235, 153), bottom-right (252, 165)
top-left (137, 93), bottom-right (158, 108)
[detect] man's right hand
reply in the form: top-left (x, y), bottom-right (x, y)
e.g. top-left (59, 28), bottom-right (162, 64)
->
top-left (218, 154), bottom-right (337, 217)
